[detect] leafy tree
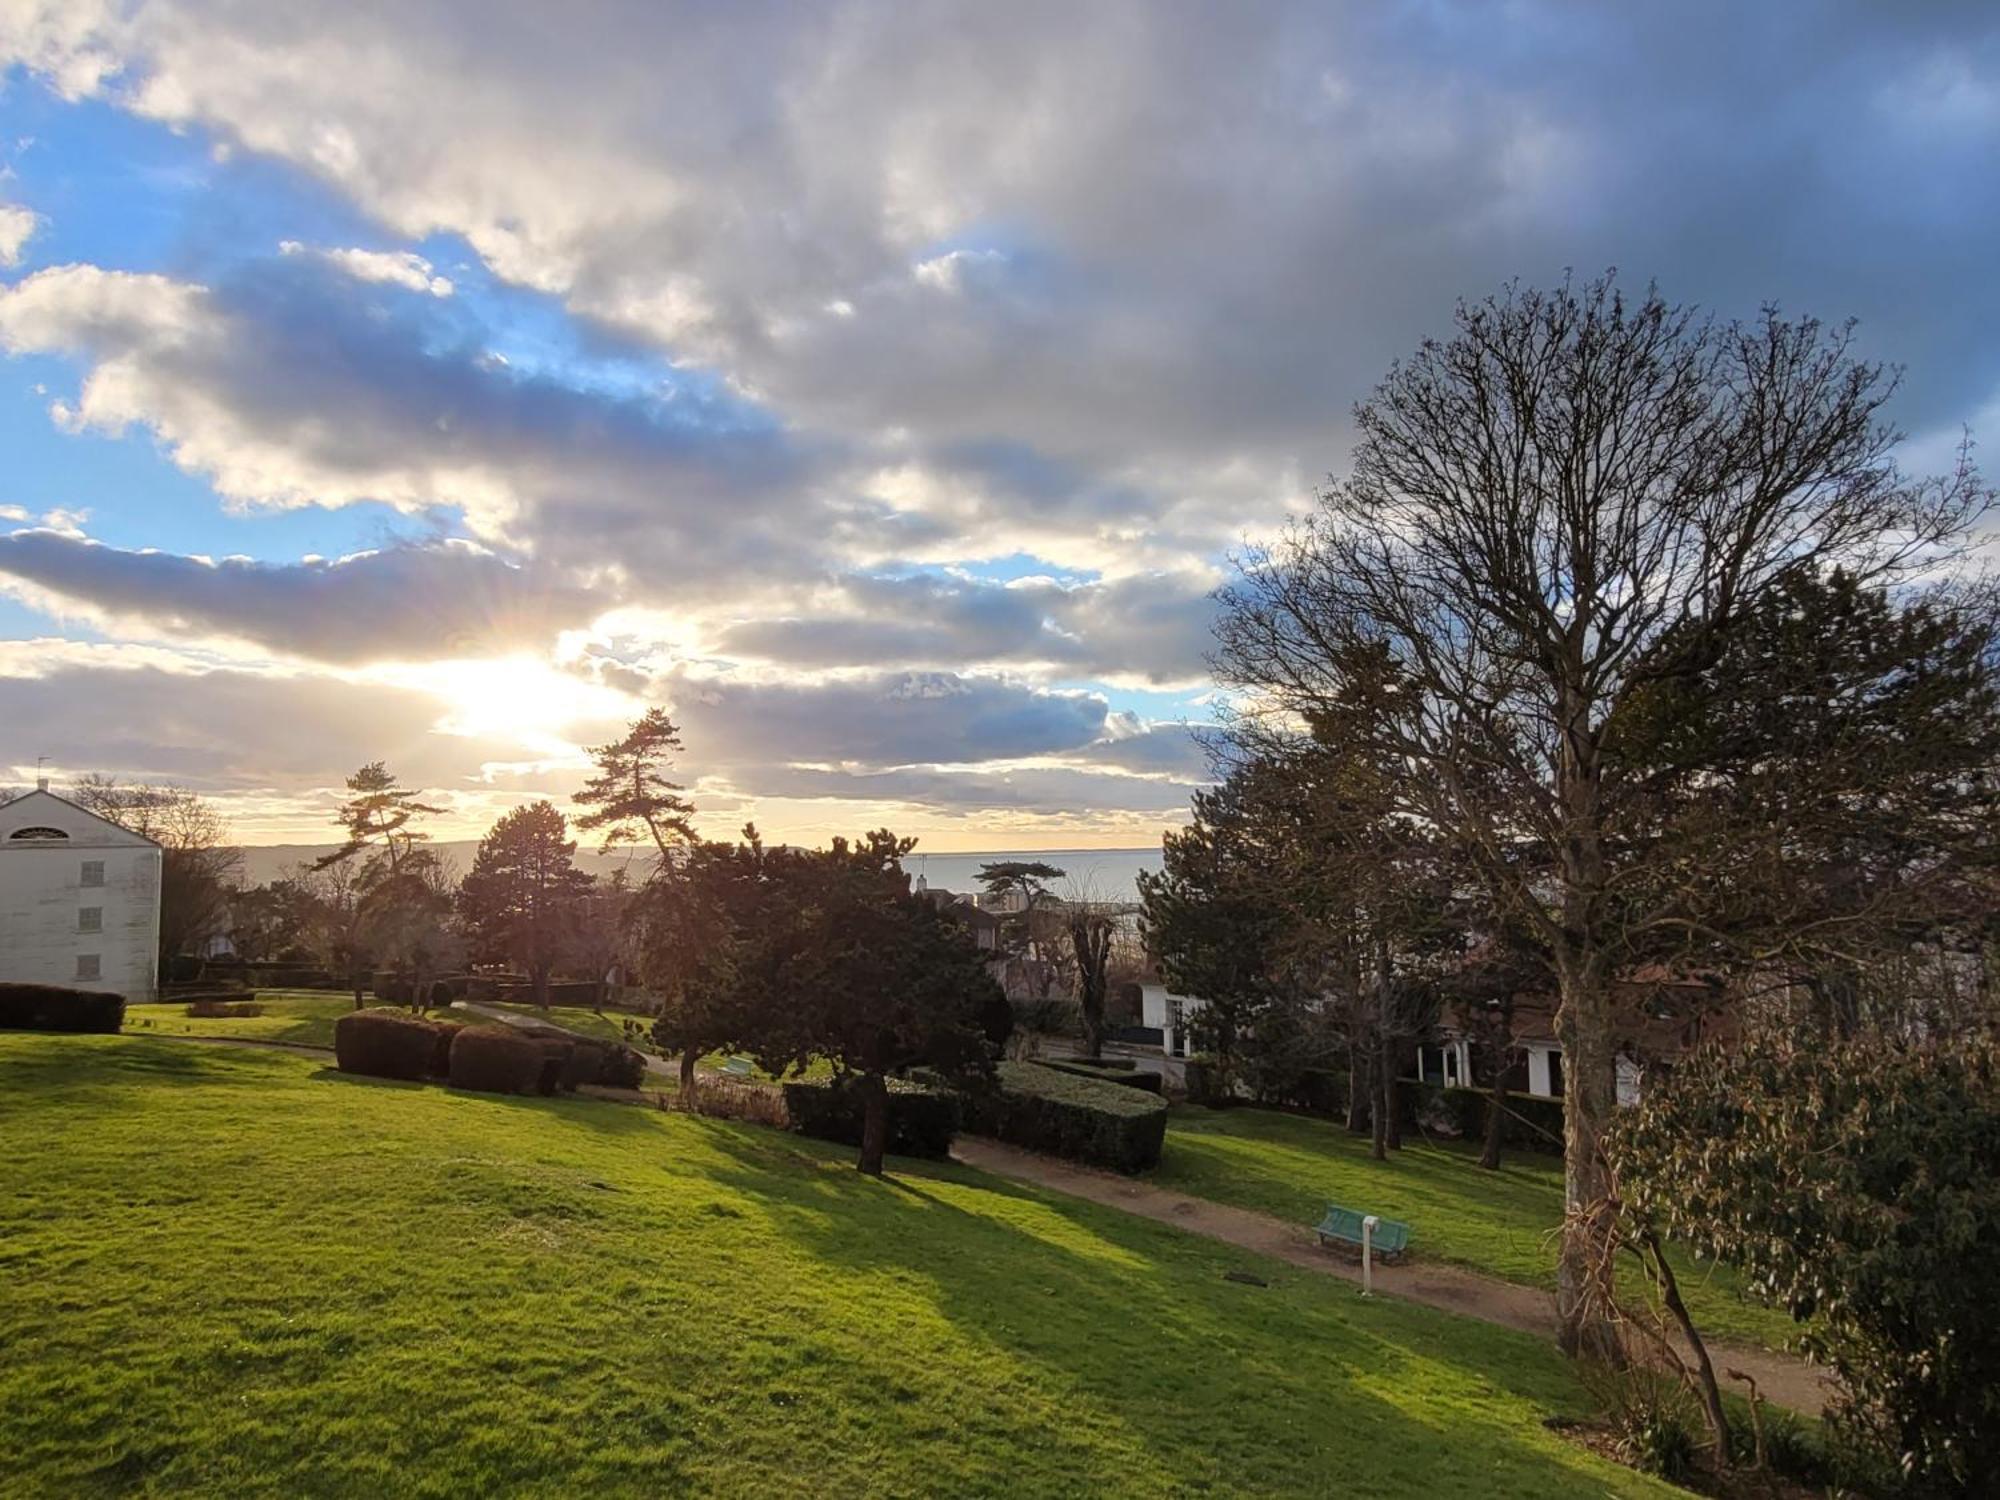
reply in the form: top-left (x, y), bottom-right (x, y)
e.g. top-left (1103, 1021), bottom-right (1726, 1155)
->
top-left (761, 832), bottom-right (1000, 1174)
top-left (632, 832), bottom-right (768, 1096)
top-left (1608, 1036), bottom-right (2000, 1493)
top-left (70, 775), bottom-right (242, 973)
top-left (314, 763), bottom-right (444, 1007)
top-left (457, 802), bottom-right (593, 1008)
top-left (572, 709), bottom-right (697, 863)
top-left (976, 859), bottom-right (1066, 969)
top-left (1214, 275), bottom-right (1987, 1354)
top-left (369, 849), bottom-right (464, 1010)
top-left (316, 762), bottom-right (441, 881)
top-left (646, 829), bottom-right (999, 1173)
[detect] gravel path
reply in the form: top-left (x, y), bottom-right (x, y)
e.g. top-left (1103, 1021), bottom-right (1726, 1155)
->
top-left (952, 1136), bottom-right (1834, 1417)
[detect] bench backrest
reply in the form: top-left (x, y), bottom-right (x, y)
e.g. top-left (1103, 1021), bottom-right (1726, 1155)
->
top-left (1320, 1202), bottom-right (1411, 1253)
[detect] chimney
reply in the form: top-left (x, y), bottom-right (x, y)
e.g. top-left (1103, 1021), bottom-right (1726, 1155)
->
top-left (36, 776), bottom-right (48, 792)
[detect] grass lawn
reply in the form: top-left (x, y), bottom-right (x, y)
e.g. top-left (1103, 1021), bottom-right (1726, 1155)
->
top-left (1152, 1103), bottom-right (1795, 1351)
top-left (126, 993), bottom-right (644, 1052)
top-left (0, 1033), bottom-right (1679, 1499)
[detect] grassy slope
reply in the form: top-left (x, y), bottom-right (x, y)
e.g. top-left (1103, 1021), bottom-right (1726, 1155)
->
top-left (0, 1035), bottom-right (1676, 1499)
top-left (125, 993), bottom-right (639, 1051)
top-left (1153, 1104), bottom-right (1794, 1350)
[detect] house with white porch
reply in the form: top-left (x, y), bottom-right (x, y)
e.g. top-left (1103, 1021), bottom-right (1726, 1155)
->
top-left (0, 781), bottom-right (162, 1003)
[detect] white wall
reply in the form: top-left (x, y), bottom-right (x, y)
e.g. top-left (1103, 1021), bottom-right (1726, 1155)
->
top-left (0, 791), bottom-right (162, 1004)
top-left (1140, 983), bottom-right (1205, 1058)
top-left (1525, 1044), bottom-right (1560, 1099)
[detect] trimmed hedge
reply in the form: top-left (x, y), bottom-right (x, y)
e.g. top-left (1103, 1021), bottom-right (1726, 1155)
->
top-left (598, 1042), bottom-right (648, 1090)
top-left (0, 982), bottom-right (124, 1034)
top-left (1039, 1057), bottom-right (1163, 1094)
top-left (333, 1008), bottom-right (440, 1081)
top-left (1184, 1054), bottom-right (1235, 1108)
top-left (447, 1025), bottom-right (547, 1095)
top-left (960, 1061), bottom-right (1167, 1174)
top-left (1439, 1085), bottom-right (1565, 1154)
top-left (782, 1076), bottom-right (959, 1159)
top-left (427, 1019), bottom-right (466, 1078)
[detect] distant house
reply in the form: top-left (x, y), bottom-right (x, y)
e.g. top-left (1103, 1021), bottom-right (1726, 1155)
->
top-left (0, 781), bottom-right (162, 1004)
top-left (1138, 981), bottom-right (1204, 1057)
top-left (1427, 972), bottom-right (1737, 1106)
top-left (913, 878), bottom-right (1002, 951)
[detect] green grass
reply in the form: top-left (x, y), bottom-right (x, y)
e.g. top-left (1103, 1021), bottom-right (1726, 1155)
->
top-left (1153, 1103), bottom-right (1795, 1350)
top-left (0, 1033), bottom-right (1678, 1498)
top-left (126, 993), bottom-right (645, 1052)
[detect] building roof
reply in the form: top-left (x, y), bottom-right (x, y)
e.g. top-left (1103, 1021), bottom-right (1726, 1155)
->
top-left (0, 787), bottom-right (163, 850)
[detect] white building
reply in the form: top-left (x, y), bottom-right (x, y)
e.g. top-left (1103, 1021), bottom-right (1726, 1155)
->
top-left (1139, 982), bottom-right (1205, 1058)
top-left (0, 782), bottom-right (162, 1003)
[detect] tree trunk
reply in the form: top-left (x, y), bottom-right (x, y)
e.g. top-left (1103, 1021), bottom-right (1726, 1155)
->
top-left (1555, 959), bottom-right (1622, 1361)
top-left (1346, 1042), bottom-right (1371, 1134)
top-left (1369, 1039), bottom-right (1388, 1161)
top-left (678, 1051), bottom-right (697, 1106)
top-left (1646, 1232), bottom-right (1731, 1462)
top-left (857, 1071), bottom-right (889, 1177)
top-left (1479, 1069), bottom-right (1507, 1171)
top-left (532, 962), bottom-right (551, 1011)
top-left (1380, 1034), bottom-right (1402, 1151)
top-left (350, 955), bottom-right (365, 1011)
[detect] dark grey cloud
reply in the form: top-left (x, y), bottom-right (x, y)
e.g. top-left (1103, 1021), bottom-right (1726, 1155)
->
top-left (719, 761), bottom-right (1200, 818)
top-left (0, 659), bottom-right (517, 795)
top-left (714, 570), bottom-right (1222, 685)
top-left (667, 669), bottom-right (1111, 771)
top-left (0, 530), bottom-right (598, 663)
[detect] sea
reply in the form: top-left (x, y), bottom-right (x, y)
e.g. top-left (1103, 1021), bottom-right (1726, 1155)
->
top-left (235, 843), bottom-right (1165, 902)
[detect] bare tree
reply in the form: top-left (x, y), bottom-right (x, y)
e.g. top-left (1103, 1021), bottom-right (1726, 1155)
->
top-left (1215, 275), bottom-right (1987, 1357)
top-left (69, 775), bottom-right (242, 973)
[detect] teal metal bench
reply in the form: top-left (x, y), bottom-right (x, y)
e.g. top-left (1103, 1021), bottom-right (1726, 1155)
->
top-left (1314, 1204), bottom-right (1411, 1260)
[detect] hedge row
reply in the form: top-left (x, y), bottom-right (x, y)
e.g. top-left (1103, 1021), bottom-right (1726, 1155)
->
top-left (0, 982), bottom-right (125, 1034)
top-left (1038, 1057), bottom-right (1163, 1094)
top-left (782, 1076), bottom-right (959, 1159)
top-left (960, 1061), bottom-right (1168, 1174)
top-left (1437, 1085), bottom-right (1566, 1155)
top-left (332, 1010), bottom-right (645, 1097)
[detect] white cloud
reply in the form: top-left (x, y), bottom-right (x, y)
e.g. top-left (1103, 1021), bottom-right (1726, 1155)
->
top-left (0, 201), bottom-right (38, 267)
top-left (279, 240), bottom-right (453, 296)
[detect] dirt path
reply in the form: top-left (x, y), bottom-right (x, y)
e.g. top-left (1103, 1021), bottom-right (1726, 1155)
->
top-left (952, 1137), bottom-right (1834, 1418)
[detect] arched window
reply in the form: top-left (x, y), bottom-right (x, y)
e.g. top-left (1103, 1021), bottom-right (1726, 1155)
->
top-left (7, 826), bottom-right (69, 841)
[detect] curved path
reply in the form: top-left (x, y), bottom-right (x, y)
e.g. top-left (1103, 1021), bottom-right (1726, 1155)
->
top-left (952, 1136), bottom-right (1834, 1418)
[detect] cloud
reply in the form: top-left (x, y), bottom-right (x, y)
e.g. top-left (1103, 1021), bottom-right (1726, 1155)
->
top-left (10, 1), bottom-right (1996, 478)
top-left (0, 201), bottom-right (38, 267)
top-left (279, 240), bottom-right (453, 296)
top-left (712, 568), bottom-right (1222, 686)
top-left (665, 668), bottom-right (1112, 771)
top-left (0, 259), bottom-right (819, 586)
top-left (0, 530), bottom-right (599, 662)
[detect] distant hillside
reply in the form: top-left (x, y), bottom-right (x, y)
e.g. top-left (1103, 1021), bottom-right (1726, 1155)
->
top-left (233, 844), bottom-right (1164, 901)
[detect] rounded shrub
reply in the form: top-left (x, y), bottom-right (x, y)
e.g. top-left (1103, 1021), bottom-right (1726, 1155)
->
top-left (0, 982), bottom-right (124, 1034)
top-left (333, 1008), bottom-right (441, 1081)
top-left (782, 1077), bottom-right (960, 1159)
top-left (426, 1019), bottom-right (466, 1078)
top-left (960, 1061), bottom-right (1168, 1173)
top-left (446, 1025), bottom-right (546, 1095)
top-left (597, 1043), bottom-right (648, 1090)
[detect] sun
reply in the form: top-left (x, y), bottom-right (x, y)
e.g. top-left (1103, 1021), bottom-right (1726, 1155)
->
top-left (379, 656), bottom-right (634, 755)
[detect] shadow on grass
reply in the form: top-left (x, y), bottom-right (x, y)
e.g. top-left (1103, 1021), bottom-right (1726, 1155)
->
top-left (677, 1123), bottom-right (1633, 1498)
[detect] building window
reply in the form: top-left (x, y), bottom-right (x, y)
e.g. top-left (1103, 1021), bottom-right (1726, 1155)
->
top-left (75, 954), bottom-right (101, 981)
top-left (8, 825), bottom-right (68, 841)
top-left (78, 907), bottom-right (103, 934)
top-left (80, 860), bottom-right (105, 887)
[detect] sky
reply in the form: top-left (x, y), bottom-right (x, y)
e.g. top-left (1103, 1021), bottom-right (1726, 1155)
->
top-left (0, 4), bottom-right (1995, 850)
